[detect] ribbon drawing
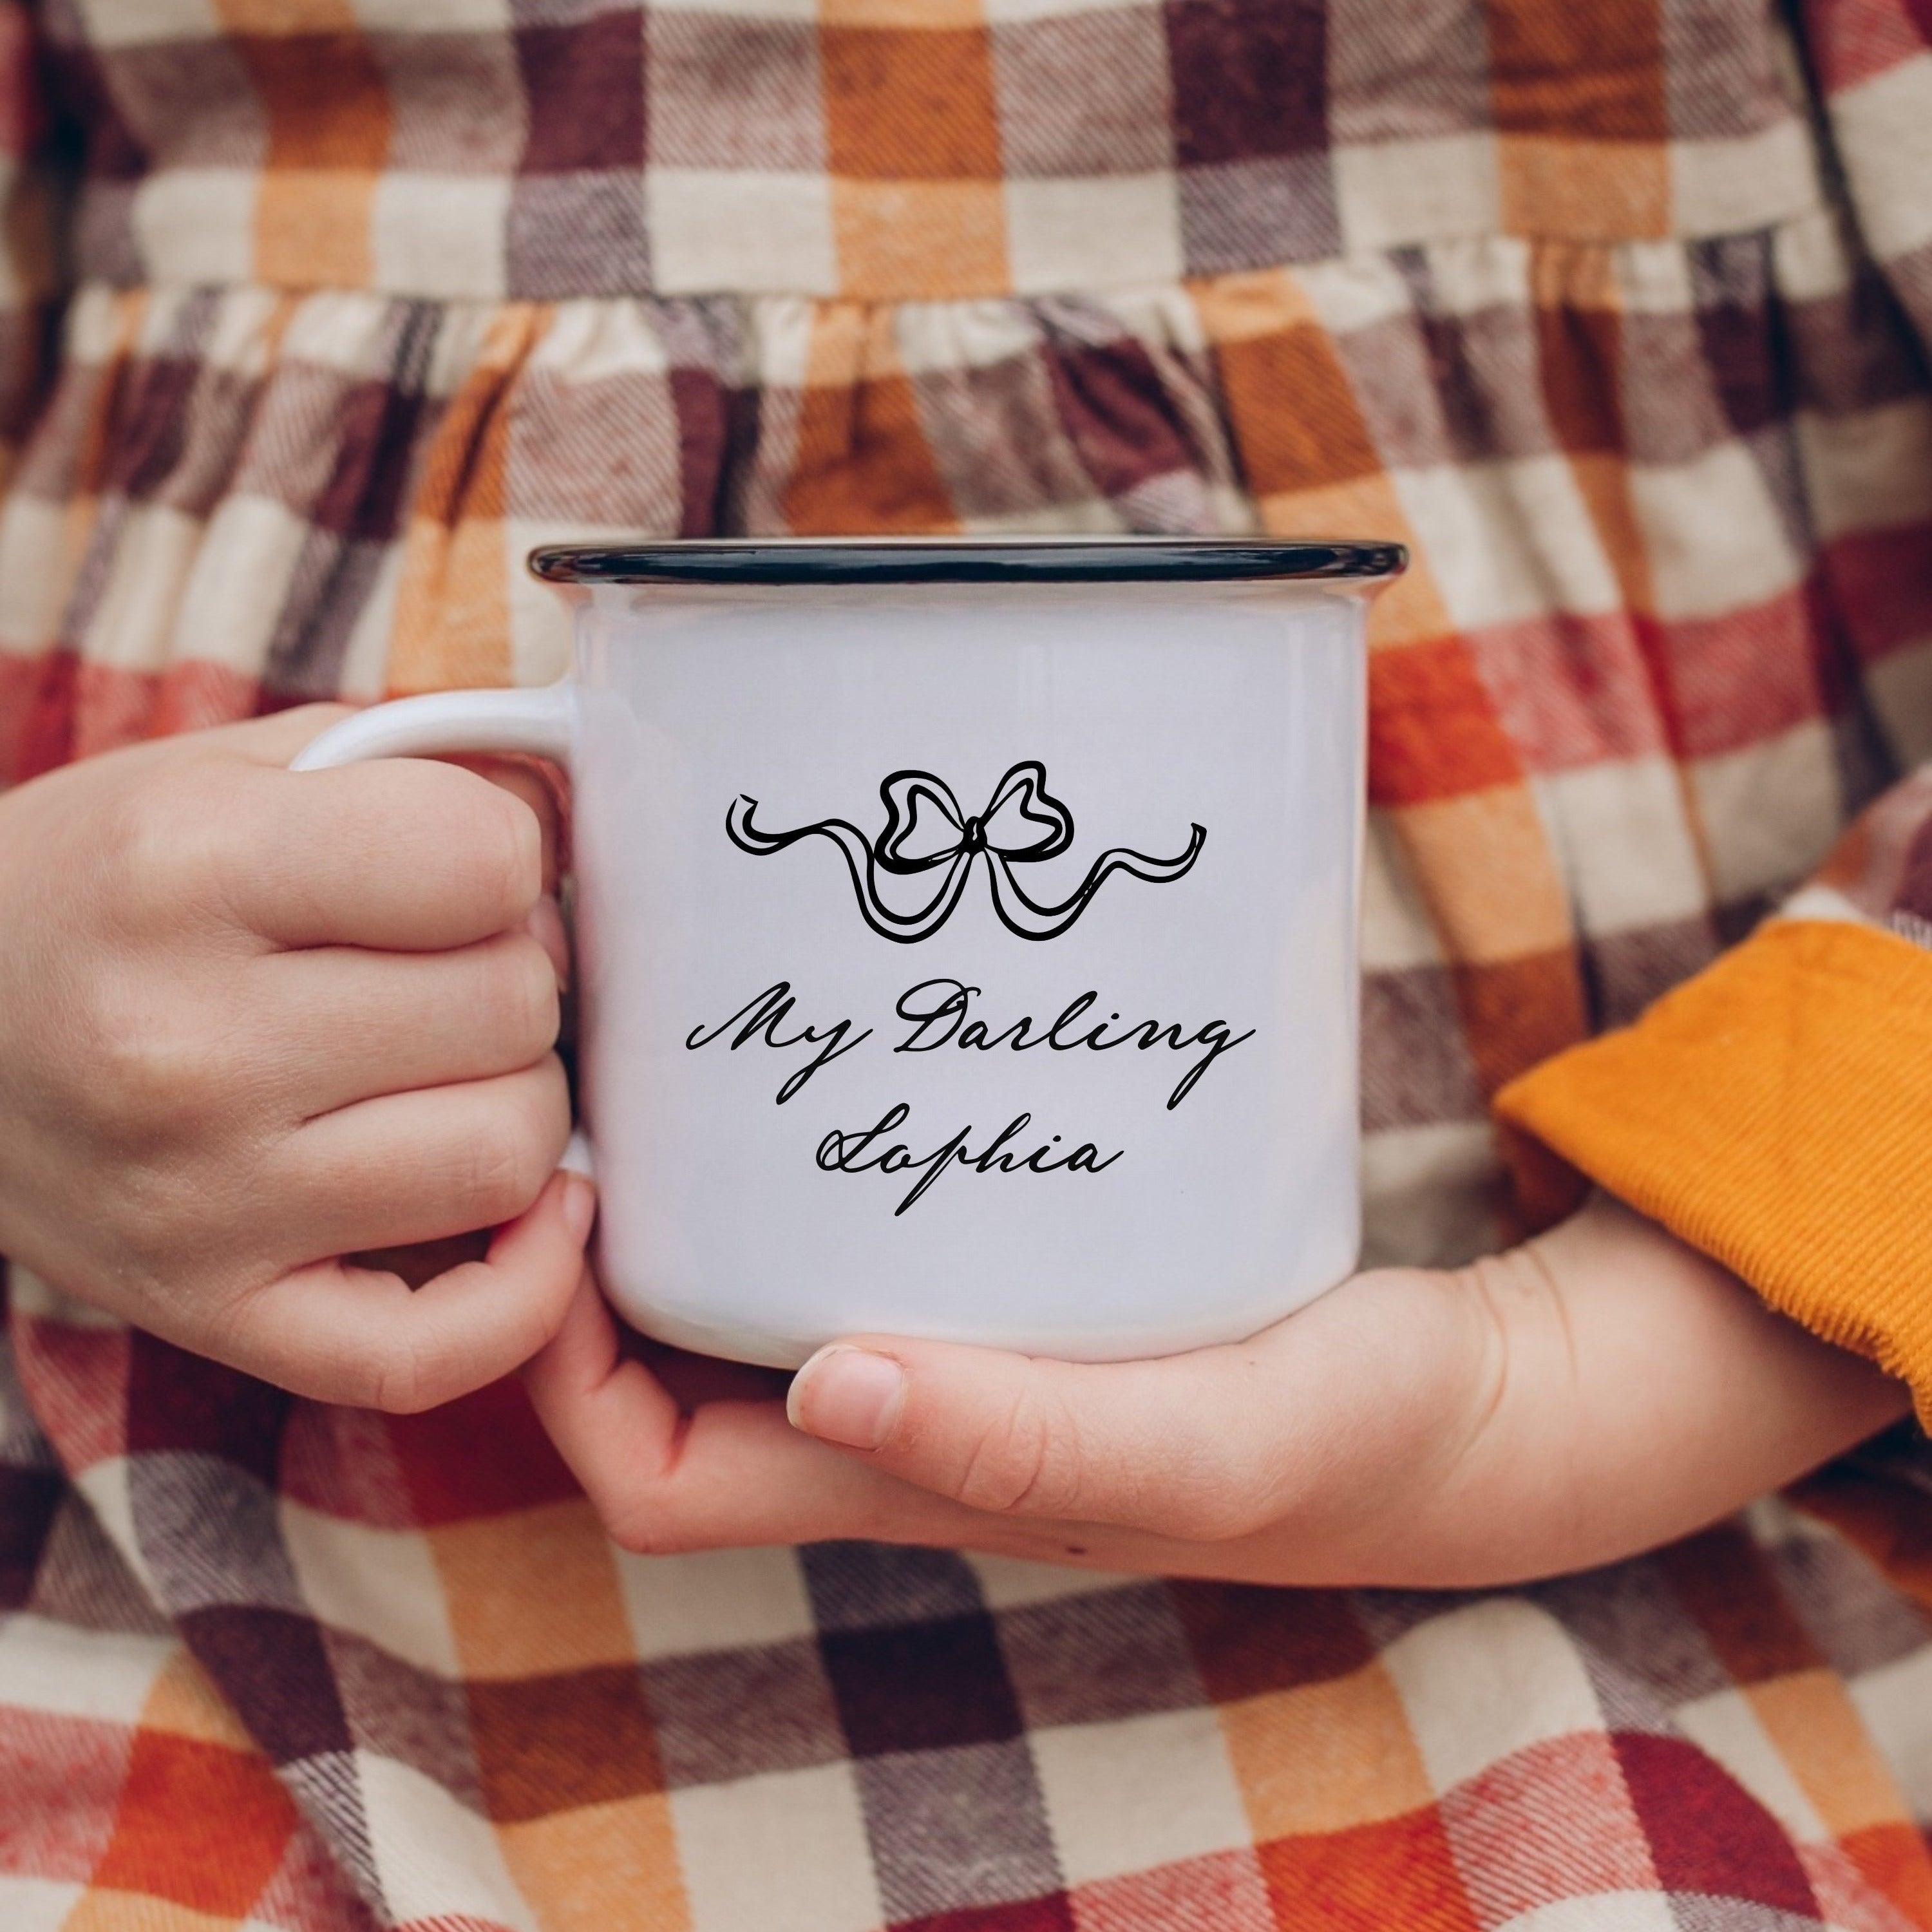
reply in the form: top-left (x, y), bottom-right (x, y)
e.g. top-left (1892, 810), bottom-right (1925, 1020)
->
top-left (726, 761), bottom-right (1206, 942)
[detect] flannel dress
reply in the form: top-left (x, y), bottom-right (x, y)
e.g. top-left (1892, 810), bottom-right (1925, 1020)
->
top-left (5, 1), bottom-right (1932, 1927)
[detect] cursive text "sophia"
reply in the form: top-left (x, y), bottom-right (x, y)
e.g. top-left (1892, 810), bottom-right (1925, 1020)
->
top-left (816, 1103), bottom-right (1123, 1214)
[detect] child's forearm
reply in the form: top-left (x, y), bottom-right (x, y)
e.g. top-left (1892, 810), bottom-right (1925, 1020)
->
top-left (1499, 770), bottom-right (1932, 1428)
top-left (1407, 1195), bottom-right (1909, 1585)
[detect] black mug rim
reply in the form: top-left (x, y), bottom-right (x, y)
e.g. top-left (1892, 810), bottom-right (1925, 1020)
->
top-left (528, 536), bottom-right (1407, 587)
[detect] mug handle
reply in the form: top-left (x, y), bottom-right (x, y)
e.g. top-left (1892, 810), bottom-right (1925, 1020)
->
top-left (291, 685), bottom-right (595, 1181)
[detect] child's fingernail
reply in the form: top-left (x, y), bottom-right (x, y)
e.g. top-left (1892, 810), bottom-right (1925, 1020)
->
top-left (561, 1173), bottom-right (597, 1244)
top-left (526, 895), bottom-right (570, 989)
top-left (788, 1346), bottom-right (904, 1450)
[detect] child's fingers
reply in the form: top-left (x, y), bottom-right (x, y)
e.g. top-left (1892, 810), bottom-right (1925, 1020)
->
top-left (259, 931), bottom-right (561, 1114)
top-left (446, 753), bottom-right (569, 895)
top-left (521, 1277), bottom-right (683, 1496)
top-left (276, 1057), bottom-right (573, 1259)
top-left (222, 1171), bottom-right (597, 1411)
top-left (522, 1289), bottom-right (986, 1554)
top-left (224, 757), bottom-right (546, 951)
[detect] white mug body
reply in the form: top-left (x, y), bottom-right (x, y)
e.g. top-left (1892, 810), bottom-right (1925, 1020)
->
top-left (566, 571), bottom-right (1372, 1366)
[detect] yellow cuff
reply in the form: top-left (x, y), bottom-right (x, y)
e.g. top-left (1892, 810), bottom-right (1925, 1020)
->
top-left (1495, 920), bottom-right (1932, 1415)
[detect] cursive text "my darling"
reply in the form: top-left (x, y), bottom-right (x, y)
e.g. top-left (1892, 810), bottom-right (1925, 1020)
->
top-left (684, 977), bottom-right (1254, 1110)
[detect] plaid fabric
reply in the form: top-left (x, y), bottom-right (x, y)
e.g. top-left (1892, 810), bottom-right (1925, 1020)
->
top-left (10, 1283), bottom-right (1932, 1932)
top-left (9, 205), bottom-right (1932, 1267)
top-left (3, 0), bottom-right (1932, 1926)
top-left (39, 0), bottom-right (1824, 301)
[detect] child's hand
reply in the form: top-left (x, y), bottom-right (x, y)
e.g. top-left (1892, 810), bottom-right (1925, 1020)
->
top-left (525, 1196), bottom-right (1908, 1586)
top-left (0, 708), bottom-right (592, 1409)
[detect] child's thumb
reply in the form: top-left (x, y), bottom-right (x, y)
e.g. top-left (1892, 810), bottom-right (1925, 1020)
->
top-left (784, 1332), bottom-right (1265, 1539)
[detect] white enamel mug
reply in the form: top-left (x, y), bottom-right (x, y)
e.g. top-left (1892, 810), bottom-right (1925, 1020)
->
top-left (293, 538), bottom-right (1403, 1367)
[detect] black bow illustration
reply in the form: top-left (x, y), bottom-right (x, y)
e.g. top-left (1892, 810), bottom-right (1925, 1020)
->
top-left (726, 762), bottom-right (1206, 942)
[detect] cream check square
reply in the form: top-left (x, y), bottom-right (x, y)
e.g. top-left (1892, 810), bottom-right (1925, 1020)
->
top-left (1690, 721), bottom-right (1841, 904)
top-left (0, 1614), bottom-right (174, 1725)
top-left (76, 0), bottom-right (219, 46)
top-left (350, 0), bottom-right (513, 28)
top-left (1670, 118), bottom-right (1819, 240)
top-left (985, 0), bottom-right (1142, 17)
top-left (1613, 235), bottom-right (1696, 316)
top-left (1410, 229), bottom-right (1531, 317)
top-left (1768, 880), bottom-right (1863, 922)
top-left (1361, 810), bottom-right (1448, 971)
top-left (1502, 1901), bottom-right (1681, 1932)
top-left (1031, 1707), bottom-right (1251, 1887)
top-left (647, 169), bottom-right (837, 296)
top-left (0, 1879), bottom-right (88, 1932)
top-left (361, 1754), bottom-right (539, 1932)
top-left (737, 294), bottom-right (817, 389)
top-left (612, 1545), bottom-right (820, 1660)
top-left (1333, 134), bottom-right (1500, 254)
top-left (1395, 457), bottom-right (1622, 629)
top-left (1295, 251), bottom-right (1417, 337)
top-left (198, 284), bottom-right (285, 378)
top-left (1537, 756), bottom-right (1707, 934)
top-left (1831, 53), bottom-right (1932, 262)
top-left (1383, 1599), bottom-right (1604, 1793)
top-left (967, 1554), bottom-right (1137, 1610)
top-left (1100, 282), bottom-right (1213, 355)
top-left (0, 496), bottom-right (79, 652)
top-left (175, 495), bottom-right (312, 677)
top-left (88, 504), bottom-right (204, 672)
top-left (529, 299), bottom-right (676, 383)
top-left (280, 1499), bottom-right (462, 1680)
top-left (1004, 175), bottom-right (1184, 293)
top-left (894, 298), bottom-right (1050, 375)
top-left (133, 169), bottom-right (260, 289)
top-left (1850, 1645), bottom-right (1932, 1819)
top-left (59, 282), bottom-right (124, 367)
top-left (372, 173), bottom-right (511, 301)
top-left (1628, 441), bottom-right (1802, 623)
top-left (276, 289), bottom-right (407, 378)
top-left (1772, 206), bottom-right (1857, 305)
top-left (650, 0), bottom-right (822, 16)
top-left (672, 1762), bottom-right (883, 1932)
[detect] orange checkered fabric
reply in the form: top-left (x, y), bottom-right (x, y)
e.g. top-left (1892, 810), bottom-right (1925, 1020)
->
top-left (4, 1), bottom-right (1932, 1927)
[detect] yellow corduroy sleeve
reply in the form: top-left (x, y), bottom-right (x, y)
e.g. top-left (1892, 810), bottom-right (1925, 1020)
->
top-left (1494, 918), bottom-right (1932, 1414)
